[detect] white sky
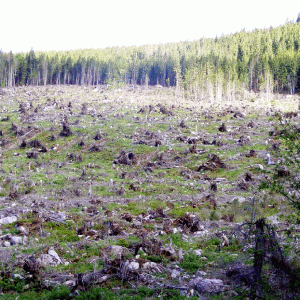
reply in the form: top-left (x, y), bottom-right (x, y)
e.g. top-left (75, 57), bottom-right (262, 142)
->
top-left (1, 0), bottom-right (299, 53)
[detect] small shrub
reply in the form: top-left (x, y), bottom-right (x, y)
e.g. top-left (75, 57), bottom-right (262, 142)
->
top-left (179, 252), bottom-right (204, 272)
top-left (116, 238), bottom-right (130, 248)
top-left (209, 210), bottom-right (220, 221)
top-left (0, 276), bottom-right (25, 293)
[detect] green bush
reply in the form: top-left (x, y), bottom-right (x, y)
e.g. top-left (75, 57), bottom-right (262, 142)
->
top-left (0, 277), bottom-right (25, 293)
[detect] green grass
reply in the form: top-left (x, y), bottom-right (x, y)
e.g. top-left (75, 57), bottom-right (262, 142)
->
top-left (0, 285), bottom-right (195, 300)
top-left (179, 237), bottom-right (242, 273)
top-left (125, 202), bottom-right (147, 215)
top-left (170, 205), bottom-right (200, 217)
top-left (42, 222), bottom-right (79, 243)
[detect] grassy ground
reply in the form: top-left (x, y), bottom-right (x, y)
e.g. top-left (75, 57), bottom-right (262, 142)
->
top-left (0, 84), bottom-right (299, 299)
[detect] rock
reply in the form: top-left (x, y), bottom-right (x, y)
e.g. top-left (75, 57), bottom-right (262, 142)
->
top-left (97, 275), bottom-right (109, 283)
top-left (48, 248), bottom-right (62, 264)
top-left (39, 231), bottom-right (51, 237)
top-left (51, 211), bottom-right (67, 223)
top-left (11, 236), bottom-right (27, 245)
top-left (13, 274), bottom-right (25, 280)
top-left (18, 226), bottom-right (28, 235)
top-left (0, 216), bottom-right (17, 224)
top-left (229, 196), bottom-right (246, 203)
top-left (108, 245), bottom-right (125, 257)
top-left (64, 280), bottom-right (76, 287)
top-left (193, 249), bottom-right (203, 256)
top-left (189, 277), bottom-right (224, 294)
top-left (3, 241), bottom-right (11, 247)
top-left (37, 254), bottom-right (59, 267)
top-left (142, 261), bottom-right (162, 273)
top-left (126, 261), bottom-right (139, 271)
top-left (171, 269), bottom-right (180, 279)
top-left (132, 221), bottom-right (142, 228)
top-left (267, 215), bottom-right (279, 224)
top-left (178, 248), bottom-right (185, 261)
top-left (257, 164), bottom-right (264, 170)
top-left (37, 248), bottom-right (62, 267)
top-left (186, 289), bottom-right (195, 298)
top-left (143, 262), bottom-right (151, 270)
top-left (193, 230), bottom-right (208, 237)
top-left (0, 233), bottom-right (12, 240)
top-left (143, 262), bottom-right (153, 269)
top-left (195, 270), bottom-right (207, 277)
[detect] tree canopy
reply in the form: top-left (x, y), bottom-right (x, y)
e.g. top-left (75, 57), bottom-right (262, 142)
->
top-left (0, 21), bottom-right (300, 98)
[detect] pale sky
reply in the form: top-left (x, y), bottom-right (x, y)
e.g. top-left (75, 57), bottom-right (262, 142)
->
top-left (1, 0), bottom-right (299, 53)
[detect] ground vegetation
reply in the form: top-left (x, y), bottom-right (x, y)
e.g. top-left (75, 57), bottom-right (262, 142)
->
top-left (0, 84), bottom-right (299, 299)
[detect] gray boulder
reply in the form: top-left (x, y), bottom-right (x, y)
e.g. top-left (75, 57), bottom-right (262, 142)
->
top-left (37, 248), bottom-right (62, 267)
top-left (189, 277), bottom-right (224, 294)
top-left (0, 216), bottom-right (17, 224)
top-left (11, 236), bottom-right (27, 245)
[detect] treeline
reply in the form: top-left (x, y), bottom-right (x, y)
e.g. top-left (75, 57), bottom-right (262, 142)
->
top-left (1, 20), bottom-right (300, 98)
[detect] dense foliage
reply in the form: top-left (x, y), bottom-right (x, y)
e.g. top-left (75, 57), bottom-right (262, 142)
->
top-left (1, 21), bottom-right (300, 97)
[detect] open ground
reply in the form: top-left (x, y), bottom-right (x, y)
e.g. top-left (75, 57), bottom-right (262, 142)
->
top-left (0, 84), bottom-right (299, 299)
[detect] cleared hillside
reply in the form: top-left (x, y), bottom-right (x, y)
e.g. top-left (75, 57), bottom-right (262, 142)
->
top-left (0, 85), bottom-right (299, 299)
